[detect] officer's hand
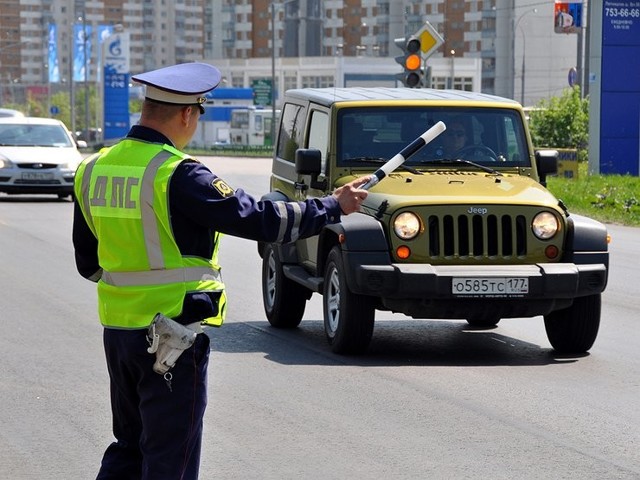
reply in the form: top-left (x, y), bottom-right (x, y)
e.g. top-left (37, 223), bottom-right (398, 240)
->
top-left (333, 176), bottom-right (372, 215)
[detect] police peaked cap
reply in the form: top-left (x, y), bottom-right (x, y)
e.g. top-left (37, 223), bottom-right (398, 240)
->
top-left (132, 62), bottom-right (222, 108)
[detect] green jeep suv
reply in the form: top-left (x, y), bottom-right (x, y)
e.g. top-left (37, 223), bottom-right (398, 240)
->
top-left (259, 87), bottom-right (609, 355)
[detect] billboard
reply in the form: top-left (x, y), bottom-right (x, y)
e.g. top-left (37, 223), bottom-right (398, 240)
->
top-left (47, 24), bottom-right (60, 83)
top-left (554, 1), bottom-right (585, 34)
top-left (102, 31), bottom-right (131, 142)
top-left (599, 0), bottom-right (640, 175)
top-left (72, 24), bottom-right (93, 82)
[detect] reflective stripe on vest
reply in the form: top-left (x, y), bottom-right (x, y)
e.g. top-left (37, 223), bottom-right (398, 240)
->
top-left (75, 143), bottom-right (226, 329)
top-left (101, 266), bottom-right (221, 287)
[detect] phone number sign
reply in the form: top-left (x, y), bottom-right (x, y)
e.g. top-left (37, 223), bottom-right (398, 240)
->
top-left (600, 0), bottom-right (640, 175)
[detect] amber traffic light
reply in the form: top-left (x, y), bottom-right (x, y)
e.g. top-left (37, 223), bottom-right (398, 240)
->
top-left (395, 36), bottom-right (423, 88)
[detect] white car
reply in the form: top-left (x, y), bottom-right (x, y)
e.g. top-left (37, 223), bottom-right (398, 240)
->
top-left (0, 108), bottom-right (25, 118)
top-left (0, 117), bottom-right (86, 200)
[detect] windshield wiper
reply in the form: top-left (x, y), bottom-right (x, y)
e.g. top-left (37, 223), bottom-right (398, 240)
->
top-left (350, 157), bottom-right (423, 175)
top-left (420, 158), bottom-right (502, 176)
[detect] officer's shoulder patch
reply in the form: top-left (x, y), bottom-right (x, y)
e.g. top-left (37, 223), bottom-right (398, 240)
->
top-left (211, 177), bottom-right (235, 198)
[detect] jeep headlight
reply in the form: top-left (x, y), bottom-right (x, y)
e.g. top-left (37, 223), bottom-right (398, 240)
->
top-left (532, 211), bottom-right (559, 240)
top-left (393, 212), bottom-right (421, 240)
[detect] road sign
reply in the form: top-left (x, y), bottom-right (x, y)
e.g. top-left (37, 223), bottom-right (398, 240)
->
top-left (554, 1), bottom-right (584, 34)
top-left (414, 22), bottom-right (444, 59)
top-left (252, 78), bottom-right (272, 106)
top-left (568, 67), bottom-right (577, 87)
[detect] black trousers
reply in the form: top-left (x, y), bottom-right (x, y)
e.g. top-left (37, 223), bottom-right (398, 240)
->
top-left (97, 328), bottom-right (210, 480)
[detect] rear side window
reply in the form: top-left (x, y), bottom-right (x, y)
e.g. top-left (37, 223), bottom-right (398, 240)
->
top-left (276, 102), bottom-right (306, 162)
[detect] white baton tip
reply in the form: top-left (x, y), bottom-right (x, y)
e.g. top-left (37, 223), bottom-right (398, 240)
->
top-left (420, 121), bottom-right (447, 144)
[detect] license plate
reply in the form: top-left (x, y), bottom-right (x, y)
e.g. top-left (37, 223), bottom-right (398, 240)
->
top-left (22, 172), bottom-right (54, 181)
top-left (452, 277), bottom-right (529, 296)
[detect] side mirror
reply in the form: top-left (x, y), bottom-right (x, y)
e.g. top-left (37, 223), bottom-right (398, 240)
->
top-left (295, 148), bottom-right (327, 190)
top-left (295, 148), bottom-right (322, 175)
top-left (535, 149), bottom-right (558, 187)
top-left (76, 140), bottom-right (88, 149)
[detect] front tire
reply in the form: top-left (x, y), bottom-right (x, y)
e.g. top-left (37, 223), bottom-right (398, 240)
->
top-left (261, 243), bottom-right (308, 328)
top-left (323, 246), bottom-right (375, 354)
top-left (544, 294), bottom-right (601, 353)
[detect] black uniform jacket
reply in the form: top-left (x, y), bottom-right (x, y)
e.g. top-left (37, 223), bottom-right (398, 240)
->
top-left (72, 125), bottom-right (342, 324)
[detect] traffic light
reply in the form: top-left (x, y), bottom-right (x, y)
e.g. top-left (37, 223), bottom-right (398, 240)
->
top-left (395, 36), bottom-right (423, 88)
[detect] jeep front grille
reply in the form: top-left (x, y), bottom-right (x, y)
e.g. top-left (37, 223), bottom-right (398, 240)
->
top-left (427, 213), bottom-right (528, 259)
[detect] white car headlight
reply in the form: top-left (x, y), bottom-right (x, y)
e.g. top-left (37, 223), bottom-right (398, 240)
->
top-left (0, 156), bottom-right (13, 169)
top-left (532, 211), bottom-right (559, 240)
top-left (393, 212), bottom-right (421, 240)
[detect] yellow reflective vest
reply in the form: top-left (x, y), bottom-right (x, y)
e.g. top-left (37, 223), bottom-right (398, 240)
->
top-left (74, 140), bottom-right (226, 329)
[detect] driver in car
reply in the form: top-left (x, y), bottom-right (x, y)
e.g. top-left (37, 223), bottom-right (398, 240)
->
top-left (432, 116), bottom-right (495, 162)
top-left (439, 117), bottom-right (468, 158)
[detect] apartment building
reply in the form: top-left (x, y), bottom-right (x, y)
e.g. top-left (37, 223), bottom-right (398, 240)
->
top-left (0, 0), bottom-right (206, 88)
top-left (0, 0), bottom-right (579, 109)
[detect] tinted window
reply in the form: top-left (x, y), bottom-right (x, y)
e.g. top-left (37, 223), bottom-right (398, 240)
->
top-left (337, 107), bottom-right (530, 167)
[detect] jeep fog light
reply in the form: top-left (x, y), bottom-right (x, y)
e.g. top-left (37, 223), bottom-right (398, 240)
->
top-left (393, 212), bottom-right (420, 240)
top-left (532, 212), bottom-right (559, 240)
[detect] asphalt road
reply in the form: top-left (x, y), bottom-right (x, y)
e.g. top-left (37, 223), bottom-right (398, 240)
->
top-left (0, 156), bottom-right (638, 479)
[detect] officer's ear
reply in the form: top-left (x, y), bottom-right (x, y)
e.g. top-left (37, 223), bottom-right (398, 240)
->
top-left (180, 105), bottom-right (196, 124)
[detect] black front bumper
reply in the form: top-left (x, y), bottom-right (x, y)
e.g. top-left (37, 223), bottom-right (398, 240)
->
top-left (352, 262), bottom-right (607, 299)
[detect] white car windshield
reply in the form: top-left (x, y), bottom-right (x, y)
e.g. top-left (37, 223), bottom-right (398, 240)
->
top-left (0, 124), bottom-right (74, 147)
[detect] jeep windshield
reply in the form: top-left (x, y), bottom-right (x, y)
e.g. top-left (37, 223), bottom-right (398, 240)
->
top-left (337, 107), bottom-right (530, 169)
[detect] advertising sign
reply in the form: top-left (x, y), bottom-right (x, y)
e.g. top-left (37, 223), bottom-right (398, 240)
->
top-left (96, 25), bottom-right (114, 83)
top-left (599, 0), bottom-right (640, 174)
top-left (47, 24), bottom-right (60, 83)
top-left (102, 31), bottom-right (131, 142)
top-left (73, 24), bottom-right (92, 82)
top-left (554, 1), bottom-right (585, 34)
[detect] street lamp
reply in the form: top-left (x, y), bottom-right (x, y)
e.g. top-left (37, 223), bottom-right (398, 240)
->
top-left (513, 8), bottom-right (538, 105)
top-left (270, 2), bottom-right (282, 145)
top-left (449, 49), bottom-right (456, 89)
top-left (78, 14), bottom-right (90, 141)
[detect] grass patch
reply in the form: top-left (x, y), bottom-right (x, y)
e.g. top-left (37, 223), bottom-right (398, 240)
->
top-left (547, 162), bottom-right (640, 226)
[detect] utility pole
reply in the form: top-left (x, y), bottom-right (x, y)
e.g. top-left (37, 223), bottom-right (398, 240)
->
top-left (83, 13), bottom-right (90, 137)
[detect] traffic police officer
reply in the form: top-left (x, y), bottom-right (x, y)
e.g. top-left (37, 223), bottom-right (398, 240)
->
top-left (72, 62), bottom-right (370, 480)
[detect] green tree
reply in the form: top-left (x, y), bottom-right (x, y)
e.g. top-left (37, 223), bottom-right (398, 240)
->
top-left (528, 87), bottom-right (589, 162)
top-left (7, 86), bottom-right (99, 134)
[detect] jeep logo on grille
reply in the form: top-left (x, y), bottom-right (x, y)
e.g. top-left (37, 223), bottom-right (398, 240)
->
top-left (467, 207), bottom-right (488, 215)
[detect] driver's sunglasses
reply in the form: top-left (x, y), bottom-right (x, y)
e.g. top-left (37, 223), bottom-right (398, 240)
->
top-left (449, 130), bottom-right (466, 137)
